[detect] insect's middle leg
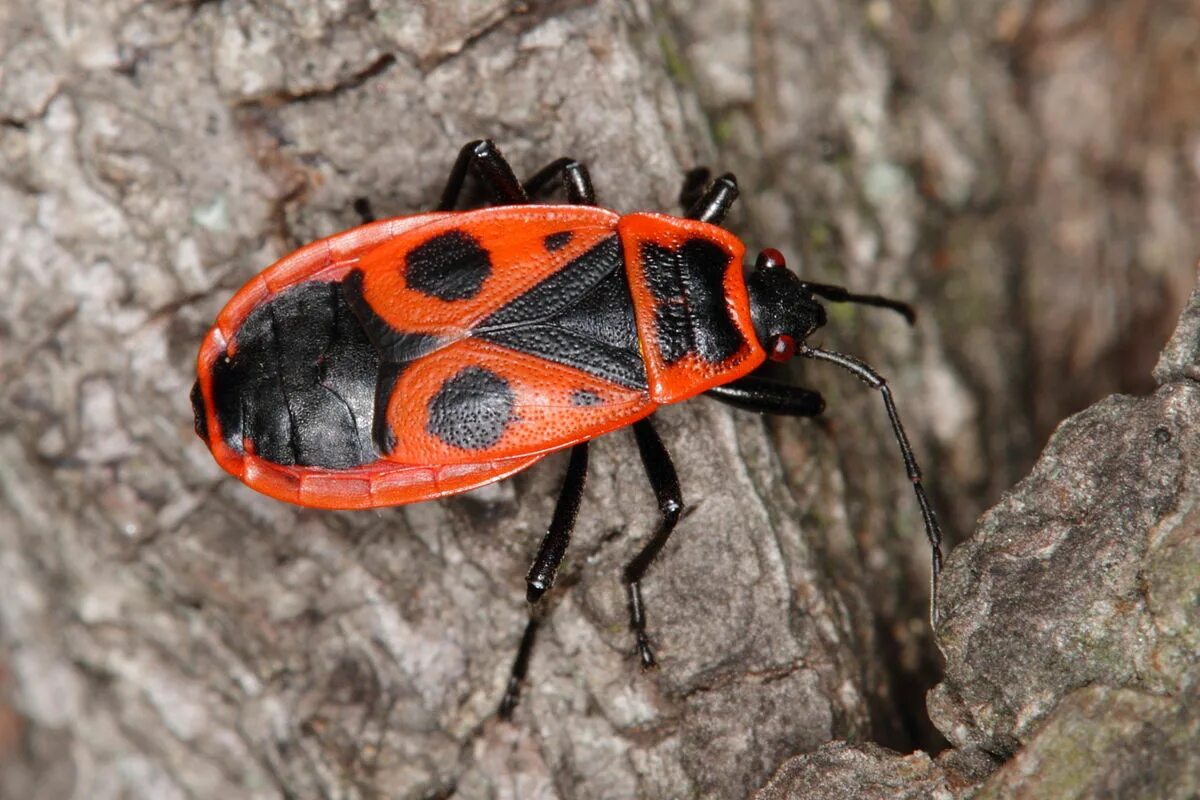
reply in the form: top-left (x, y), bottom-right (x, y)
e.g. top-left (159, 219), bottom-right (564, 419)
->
top-left (624, 416), bottom-right (683, 668)
top-left (676, 166), bottom-right (740, 226)
top-left (678, 167), bottom-right (711, 213)
top-left (684, 171), bottom-right (739, 225)
top-left (499, 442), bottom-right (589, 719)
top-left (522, 157), bottom-right (596, 205)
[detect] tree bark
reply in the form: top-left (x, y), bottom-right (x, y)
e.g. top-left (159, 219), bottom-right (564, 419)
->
top-left (1, 1), bottom-right (1197, 798)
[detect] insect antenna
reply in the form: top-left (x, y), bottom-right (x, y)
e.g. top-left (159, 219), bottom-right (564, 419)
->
top-left (798, 343), bottom-right (943, 625)
top-left (800, 281), bottom-right (917, 325)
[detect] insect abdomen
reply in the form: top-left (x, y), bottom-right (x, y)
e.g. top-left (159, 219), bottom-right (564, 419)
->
top-left (202, 279), bottom-right (380, 469)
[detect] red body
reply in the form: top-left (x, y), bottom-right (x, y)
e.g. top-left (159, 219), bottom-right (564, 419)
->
top-left (193, 206), bottom-right (766, 509)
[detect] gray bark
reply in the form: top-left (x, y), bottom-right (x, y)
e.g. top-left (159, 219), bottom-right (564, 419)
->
top-left (1, 1), bottom-right (1197, 798)
top-left (757, 281), bottom-right (1200, 799)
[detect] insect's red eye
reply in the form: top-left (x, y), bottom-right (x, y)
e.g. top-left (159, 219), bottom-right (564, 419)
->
top-left (756, 248), bottom-right (787, 271)
top-left (769, 334), bottom-right (795, 362)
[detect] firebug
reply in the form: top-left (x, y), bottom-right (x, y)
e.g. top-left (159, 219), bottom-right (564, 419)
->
top-left (191, 140), bottom-right (943, 715)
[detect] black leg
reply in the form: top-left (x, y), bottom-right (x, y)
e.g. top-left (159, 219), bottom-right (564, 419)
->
top-left (499, 443), bottom-right (589, 719)
top-left (623, 417), bottom-right (683, 668)
top-left (706, 376), bottom-right (826, 416)
top-left (523, 157), bottom-right (596, 205)
top-left (437, 139), bottom-right (528, 211)
top-left (679, 167), bottom-right (711, 213)
top-left (526, 443), bottom-right (589, 602)
top-left (685, 172), bottom-right (739, 225)
top-left (800, 280), bottom-right (916, 325)
top-left (798, 344), bottom-right (944, 624)
top-left (499, 605), bottom-right (543, 720)
top-left (353, 197), bottom-right (376, 224)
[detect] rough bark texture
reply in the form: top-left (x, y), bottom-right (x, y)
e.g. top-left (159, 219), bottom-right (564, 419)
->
top-left (927, 279), bottom-right (1200, 798)
top-left (2, 1), bottom-right (1198, 799)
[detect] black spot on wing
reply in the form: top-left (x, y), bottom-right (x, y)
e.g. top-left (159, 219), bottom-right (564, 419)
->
top-left (640, 237), bottom-right (742, 365)
top-left (570, 389), bottom-right (603, 407)
top-left (427, 366), bottom-right (515, 450)
top-left (544, 231), bottom-right (573, 251)
top-left (405, 229), bottom-right (492, 301)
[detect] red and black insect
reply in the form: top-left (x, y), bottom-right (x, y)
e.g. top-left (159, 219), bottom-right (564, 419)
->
top-left (191, 140), bottom-right (942, 716)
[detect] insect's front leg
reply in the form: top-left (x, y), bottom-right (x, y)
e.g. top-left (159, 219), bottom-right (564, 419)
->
top-left (705, 375), bottom-right (826, 417)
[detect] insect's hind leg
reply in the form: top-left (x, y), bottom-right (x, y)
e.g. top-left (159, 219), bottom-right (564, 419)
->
top-left (352, 197), bottom-right (377, 224)
top-left (438, 139), bottom-right (528, 211)
top-left (366, 140), bottom-right (596, 223)
top-left (623, 416), bottom-right (683, 668)
top-left (439, 140), bottom-right (600, 212)
top-left (499, 443), bottom-right (589, 719)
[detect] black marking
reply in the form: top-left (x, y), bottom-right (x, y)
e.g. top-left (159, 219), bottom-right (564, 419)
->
top-left (544, 231), bottom-right (573, 251)
top-left (405, 229), bottom-right (492, 301)
top-left (209, 280), bottom-right (381, 468)
top-left (342, 270), bottom-right (446, 454)
top-left (640, 237), bottom-right (742, 364)
top-left (372, 362), bottom-right (405, 455)
top-left (571, 389), bottom-right (603, 407)
top-left (427, 367), bottom-right (515, 450)
top-left (190, 381), bottom-right (209, 441)
top-left (482, 325), bottom-right (645, 389)
top-left (343, 271), bottom-right (443, 364)
top-left (482, 236), bottom-right (623, 327)
top-left (478, 236), bottom-right (647, 389)
top-left (211, 355), bottom-right (243, 454)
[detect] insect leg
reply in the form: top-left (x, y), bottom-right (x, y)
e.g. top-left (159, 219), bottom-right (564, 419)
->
top-left (499, 442), bottom-right (589, 718)
top-left (678, 167), bottom-right (711, 213)
top-left (437, 139), bottom-right (528, 211)
top-left (705, 376), bottom-right (826, 416)
top-left (522, 158), bottom-right (596, 205)
top-left (352, 197), bottom-right (376, 224)
top-left (798, 344), bottom-right (944, 625)
top-left (623, 417), bottom-right (682, 668)
top-left (526, 444), bottom-right (590, 603)
top-left (684, 172), bottom-right (739, 225)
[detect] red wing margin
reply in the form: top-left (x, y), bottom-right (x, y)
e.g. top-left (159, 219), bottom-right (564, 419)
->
top-left (230, 450), bottom-right (546, 510)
